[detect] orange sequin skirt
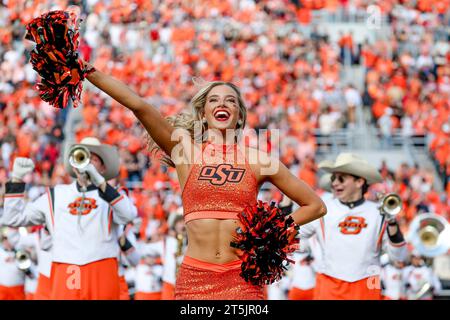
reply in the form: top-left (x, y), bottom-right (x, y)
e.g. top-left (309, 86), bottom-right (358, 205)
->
top-left (174, 256), bottom-right (264, 300)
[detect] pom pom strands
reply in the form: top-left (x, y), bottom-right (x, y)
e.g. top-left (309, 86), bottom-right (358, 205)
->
top-left (230, 200), bottom-right (300, 286)
top-left (25, 7), bottom-right (93, 109)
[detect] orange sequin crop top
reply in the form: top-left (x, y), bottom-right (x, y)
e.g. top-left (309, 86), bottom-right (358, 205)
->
top-left (181, 142), bottom-right (258, 223)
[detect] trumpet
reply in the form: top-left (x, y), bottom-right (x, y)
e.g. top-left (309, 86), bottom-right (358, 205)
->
top-left (15, 250), bottom-right (32, 271)
top-left (68, 145), bottom-right (91, 170)
top-left (379, 193), bottom-right (402, 216)
top-left (407, 213), bottom-right (450, 257)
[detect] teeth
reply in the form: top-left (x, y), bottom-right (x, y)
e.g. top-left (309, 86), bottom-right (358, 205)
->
top-left (215, 111), bottom-right (229, 118)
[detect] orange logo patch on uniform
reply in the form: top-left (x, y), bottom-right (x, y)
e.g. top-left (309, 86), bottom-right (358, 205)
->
top-left (68, 197), bottom-right (98, 215)
top-left (338, 216), bottom-right (367, 235)
top-left (198, 164), bottom-right (245, 186)
top-left (392, 274), bottom-right (401, 280)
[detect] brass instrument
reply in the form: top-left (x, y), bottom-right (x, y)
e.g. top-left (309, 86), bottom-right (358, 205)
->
top-left (68, 145), bottom-right (91, 170)
top-left (68, 145), bottom-right (91, 224)
top-left (175, 232), bottom-right (185, 275)
top-left (379, 193), bottom-right (402, 216)
top-left (407, 213), bottom-right (450, 257)
top-left (15, 250), bottom-right (32, 271)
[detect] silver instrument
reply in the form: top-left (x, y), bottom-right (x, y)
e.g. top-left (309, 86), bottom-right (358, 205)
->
top-left (68, 145), bottom-right (91, 170)
top-left (407, 213), bottom-right (450, 257)
top-left (15, 250), bottom-right (32, 271)
top-left (68, 145), bottom-right (91, 230)
top-left (379, 193), bottom-right (403, 216)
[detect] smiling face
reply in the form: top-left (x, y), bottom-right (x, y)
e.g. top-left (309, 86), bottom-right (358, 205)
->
top-left (331, 172), bottom-right (365, 202)
top-left (203, 84), bottom-right (241, 132)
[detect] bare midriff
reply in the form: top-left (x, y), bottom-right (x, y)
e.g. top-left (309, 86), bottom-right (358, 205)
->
top-left (185, 218), bottom-right (241, 264)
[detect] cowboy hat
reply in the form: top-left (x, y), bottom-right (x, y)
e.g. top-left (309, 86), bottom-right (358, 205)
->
top-left (65, 137), bottom-right (119, 181)
top-left (318, 153), bottom-right (382, 185)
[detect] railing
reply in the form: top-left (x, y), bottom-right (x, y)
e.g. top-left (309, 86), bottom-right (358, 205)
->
top-left (311, 8), bottom-right (389, 25)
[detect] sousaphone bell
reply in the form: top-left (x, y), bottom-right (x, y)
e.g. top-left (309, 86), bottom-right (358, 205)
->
top-left (407, 213), bottom-right (450, 257)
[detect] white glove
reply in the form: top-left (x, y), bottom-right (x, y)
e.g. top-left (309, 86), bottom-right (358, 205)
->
top-left (12, 157), bottom-right (35, 181)
top-left (78, 163), bottom-right (106, 187)
top-left (131, 217), bottom-right (143, 234)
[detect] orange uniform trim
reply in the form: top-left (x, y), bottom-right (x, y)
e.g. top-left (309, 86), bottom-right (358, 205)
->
top-left (184, 210), bottom-right (240, 223)
top-left (319, 217), bottom-right (325, 242)
top-left (376, 221), bottom-right (387, 250)
top-left (390, 241), bottom-right (406, 248)
top-left (182, 255), bottom-right (241, 272)
top-left (4, 194), bottom-right (24, 198)
top-left (46, 188), bottom-right (55, 227)
top-left (108, 208), bottom-right (113, 234)
top-left (110, 195), bottom-right (124, 206)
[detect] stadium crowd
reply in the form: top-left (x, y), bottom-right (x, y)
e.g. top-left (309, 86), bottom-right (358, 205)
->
top-left (0, 0), bottom-right (449, 299)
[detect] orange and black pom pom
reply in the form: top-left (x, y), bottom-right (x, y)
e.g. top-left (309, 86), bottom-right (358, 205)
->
top-left (25, 10), bottom-right (93, 109)
top-left (230, 200), bottom-right (300, 286)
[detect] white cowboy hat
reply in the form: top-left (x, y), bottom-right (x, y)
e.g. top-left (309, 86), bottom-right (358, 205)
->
top-left (318, 153), bottom-right (382, 185)
top-left (65, 137), bottom-right (120, 181)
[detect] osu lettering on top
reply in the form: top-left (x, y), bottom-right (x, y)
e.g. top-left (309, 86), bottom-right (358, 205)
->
top-left (198, 164), bottom-right (245, 186)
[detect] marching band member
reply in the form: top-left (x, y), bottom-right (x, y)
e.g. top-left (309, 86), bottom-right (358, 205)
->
top-left (1, 137), bottom-right (137, 299)
top-left (24, 259), bottom-right (39, 300)
top-left (0, 228), bottom-right (26, 300)
top-left (34, 227), bottom-right (53, 300)
top-left (134, 251), bottom-right (164, 300)
top-left (404, 251), bottom-right (442, 300)
top-left (300, 153), bottom-right (408, 300)
top-left (278, 196), bottom-right (317, 300)
top-left (16, 228), bottom-right (39, 300)
top-left (161, 208), bottom-right (186, 300)
top-left (117, 221), bottom-right (141, 300)
top-left (380, 256), bottom-right (406, 300)
top-left (288, 242), bottom-right (316, 300)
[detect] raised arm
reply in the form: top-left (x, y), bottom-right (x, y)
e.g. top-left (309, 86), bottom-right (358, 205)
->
top-left (265, 159), bottom-right (327, 225)
top-left (84, 63), bottom-right (177, 155)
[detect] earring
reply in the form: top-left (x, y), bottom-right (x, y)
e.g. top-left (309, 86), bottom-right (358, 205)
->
top-left (237, 119), bottom-right (243, 125)
top-left (202, 118), bottom-right (207, 124)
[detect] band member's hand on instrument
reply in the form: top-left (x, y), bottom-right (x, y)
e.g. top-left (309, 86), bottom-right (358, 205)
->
top-left (11, 157), bottom-right (35, 182)
top-left (78, 163), bottom-right (106, 191)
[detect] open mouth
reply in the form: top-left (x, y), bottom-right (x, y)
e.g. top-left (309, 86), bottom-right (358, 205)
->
top-left (334, 188), bottom-right (344, 194)
top-left (214, 110), bottom-right (231, 121)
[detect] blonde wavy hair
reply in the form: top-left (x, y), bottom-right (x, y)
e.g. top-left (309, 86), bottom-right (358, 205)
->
top-left (146, 81), bottom-right (248, 167)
